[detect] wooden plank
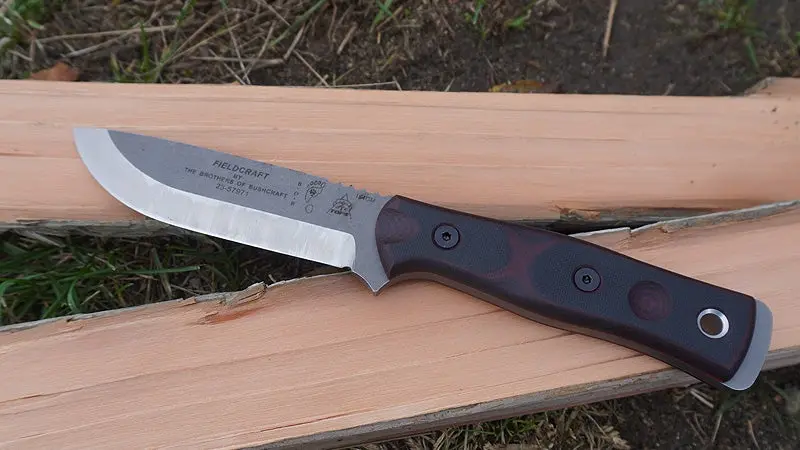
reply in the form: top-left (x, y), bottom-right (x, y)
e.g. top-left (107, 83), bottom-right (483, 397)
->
top-left (2, 201), bottom-right (799, 449)
top-left (743, 76), bottom-right (800, 98)
top-left (1, 78), bottom-right (800, 234)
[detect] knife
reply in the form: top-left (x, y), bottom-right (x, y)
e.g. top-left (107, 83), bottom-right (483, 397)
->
top-left (72, 127), bottom-right (772, 391)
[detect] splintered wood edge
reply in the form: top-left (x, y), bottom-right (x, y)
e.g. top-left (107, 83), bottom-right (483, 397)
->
top-left (255, 347), bottom-right (800, 450)
top-left (630, 200), bottom-right (800, 236)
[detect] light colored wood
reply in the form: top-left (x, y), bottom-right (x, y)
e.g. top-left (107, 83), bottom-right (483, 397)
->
top-left (1, 79), bottom-right (800, 230)
top-left (744, 77), bottom-right (800, 97)
top-left (2, 202), bottom-right (800, 449)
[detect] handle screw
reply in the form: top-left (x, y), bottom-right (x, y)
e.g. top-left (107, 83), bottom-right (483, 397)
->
top-left (433, 224), bottom-right (460, 249)
top-left (574, 267), bottom-right (600, 292)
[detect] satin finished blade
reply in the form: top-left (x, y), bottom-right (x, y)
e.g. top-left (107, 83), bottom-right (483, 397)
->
top-left (73, 128), bottom-right (393, 291)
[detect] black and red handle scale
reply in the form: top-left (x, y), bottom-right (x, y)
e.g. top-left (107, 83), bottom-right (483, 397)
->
top-left (374, 196), bottom-right (773, 391)
top-left (73, 128), bottom-right (774, 393)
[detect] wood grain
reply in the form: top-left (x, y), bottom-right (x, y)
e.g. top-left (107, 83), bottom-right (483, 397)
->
top-left (2, 202), bottom-right (799, 449)
top-left (1, 78), bottom-right (800, 230)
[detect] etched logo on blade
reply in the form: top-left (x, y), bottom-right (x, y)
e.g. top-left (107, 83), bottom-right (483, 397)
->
top-left (329, 194), bottom-right (353, 217)
top-left (356, 192), bottom-right (376, 203)
top-left (305, 180), bottom-right (326, 203)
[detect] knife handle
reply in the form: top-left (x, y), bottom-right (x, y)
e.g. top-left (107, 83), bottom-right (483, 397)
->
top-left (374, 196), bottom-right (772, 390)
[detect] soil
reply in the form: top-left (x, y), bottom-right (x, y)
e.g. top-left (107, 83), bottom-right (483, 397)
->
top-left (245, 0), bottom-right (800, 95)
top-left (13, 1), bottom-right (798, 95)
top-left (607, 365), bottom-right (800, 450)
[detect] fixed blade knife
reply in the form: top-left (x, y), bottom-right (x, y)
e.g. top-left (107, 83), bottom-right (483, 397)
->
top-left (72, 127), bottom-right (772, 391)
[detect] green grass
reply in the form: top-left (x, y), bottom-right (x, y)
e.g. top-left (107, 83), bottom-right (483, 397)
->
top-left (502, 0), bottom-right (541, 31)
top-left (702, 0), bottom-right (760, 32)
top-left (371, 0), bottom-right (395, 31)
top-left (0, 0), bottom-right (55, 53)
top-left (462, 0), bottom-right (489, 39)
top-left (109, 0), bottom-right (198, 83)
top-left (0, 231), bottom-right (322, 326)
top-left (461, 0), bottom-right (557, 39)
top-left (699, 0), bottom-right (765, 69)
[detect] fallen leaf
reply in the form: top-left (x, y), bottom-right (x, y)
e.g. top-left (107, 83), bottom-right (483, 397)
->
top-left (490, 79), bottom-right (544, 93)
top-left (29, 62), bottom-right (80, 81)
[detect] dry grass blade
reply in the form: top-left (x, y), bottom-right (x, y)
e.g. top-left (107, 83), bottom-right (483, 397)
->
top-left (296, 50), bottom-right (328, 86)
top-left (329, 81), bottom-right (398, 89)
top-left (190, 56), bottom-right (282, 65)
top-left (283, 23), bottom-right (305, 60)
top-left (162, 9), bottom-right (227, 66)
top-left (268, 0), bottom-right (327, 50)
top-left (709, 410), bottom-right (723, 445)
top-left (62, 24), bottom-right (156, 59)
top-left (748, 420), bottom-right (761, 450)
top-left (37, 25), bottom-right (176, 44)
top-left (337, 23), bottom-right (357, 55)
top-left (168, 10), bottom-right (272, 66)
top-left (207, 48), bottom-right (246, 84)
top-left (242, 21), bottom-right (276, 80)
top-left (223, 9), bottom-right (249, 84)
top-left (688, 388), bottom-right (715, 409)
top-left (257, 0), bottom-right (290, 26)
top-left (603, 0), bottom-right (618, 58)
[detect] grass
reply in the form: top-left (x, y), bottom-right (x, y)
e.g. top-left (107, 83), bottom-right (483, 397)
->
top-left (109, 0), bottom-right (199, 82)
top-left (701, 0), bottom-right (760, 32)
top-left (0, 0), bottom-right (51, 45)
top-left (0, 231), bottom-right (325, 326)
top-left (699, 0), bottom-right (765, 69)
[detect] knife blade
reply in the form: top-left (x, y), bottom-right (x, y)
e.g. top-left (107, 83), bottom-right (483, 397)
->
top-left (72, 127), bottom-right (772, 392)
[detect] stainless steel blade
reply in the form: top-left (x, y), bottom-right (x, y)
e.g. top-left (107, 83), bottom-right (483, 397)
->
top-left (73, 128), bottom-right (393, 291)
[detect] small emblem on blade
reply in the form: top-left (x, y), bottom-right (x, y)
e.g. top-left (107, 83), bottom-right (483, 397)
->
top-left (329, 194), bottom-right (353, 217)
top-left (357, 192), bottom-right (376, 203)
top-left (305, 180), bottom-right (326, 203)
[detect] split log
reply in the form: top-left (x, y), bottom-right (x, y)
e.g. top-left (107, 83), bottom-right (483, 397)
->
top-left (2, 201), bottom-right (800, 449)
top-left (1, 78), bottom-right (800, 236)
